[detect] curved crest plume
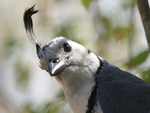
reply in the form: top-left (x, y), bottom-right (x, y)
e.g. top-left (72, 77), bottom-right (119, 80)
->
top-left (23, 5), bottom-right (41, 47)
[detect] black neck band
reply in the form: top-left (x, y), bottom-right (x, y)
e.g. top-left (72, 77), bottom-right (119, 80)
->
top-left (86, 56), bottom-right (103, 113)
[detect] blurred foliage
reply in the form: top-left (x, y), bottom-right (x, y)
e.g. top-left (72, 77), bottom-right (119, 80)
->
top-left (37, 90), bottom-right (67, 113)
top-left (23, 90), bottom-right (67, 113)
top-left (142, 69), bottom-right (150, 85)
top-left (126, 49), bottom-right (149, 68)
top-left (4, 37), bottom-right (18, 57)
top-left (81, 0), bottom-right (93, 9)
top-left (53, 23), bottom-right (86, 45)
top-left (15, 60), bottom-right (31, 90)
top-left (113, 27), bottom-right (129, 41)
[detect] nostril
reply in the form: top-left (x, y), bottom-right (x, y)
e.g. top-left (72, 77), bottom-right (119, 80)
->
top-left (52, 58), bottom-right (59, 63)
top-left (53, 60), bottom-right (57, 63)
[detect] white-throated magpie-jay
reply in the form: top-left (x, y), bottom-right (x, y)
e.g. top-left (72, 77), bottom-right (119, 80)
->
top-left (23, 5), bottom-right (150, 113)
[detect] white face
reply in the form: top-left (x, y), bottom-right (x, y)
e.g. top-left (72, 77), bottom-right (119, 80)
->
top-left (39, 37), bottom-right (90, 73)
top-left (38, 37), bottom-right (100, 86)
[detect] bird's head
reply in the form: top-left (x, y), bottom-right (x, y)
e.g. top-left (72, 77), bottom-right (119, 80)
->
top-left (23, 5), bottom-right (100, 87)
top-left (38, 37), bottom-right (99, 82)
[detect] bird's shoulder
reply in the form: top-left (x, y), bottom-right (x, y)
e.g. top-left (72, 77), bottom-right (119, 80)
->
top-left (96, 59), bottom-right (150, 113)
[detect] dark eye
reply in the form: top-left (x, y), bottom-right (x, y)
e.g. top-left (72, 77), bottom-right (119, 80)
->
top-left (63, 43), bottom-right (71, 52)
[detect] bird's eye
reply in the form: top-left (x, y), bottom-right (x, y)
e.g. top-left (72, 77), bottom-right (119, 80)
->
top-left (63, 43), bottom-right (71, 52)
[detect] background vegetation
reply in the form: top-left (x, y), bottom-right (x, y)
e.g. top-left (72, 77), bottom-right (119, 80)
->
top-left (0, 0), bottom-right (150, 113)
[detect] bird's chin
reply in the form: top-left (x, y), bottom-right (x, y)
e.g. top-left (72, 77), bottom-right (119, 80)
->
top-left (53, 71), bottom-right (66, 84)
top-left (53, 66), bottom-right (71, 83)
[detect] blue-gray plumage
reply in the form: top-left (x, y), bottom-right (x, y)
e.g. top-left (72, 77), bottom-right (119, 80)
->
top-left (96, 58), bottom-right (150, 113)
top-left (23, 5), bottom-right (150, 113)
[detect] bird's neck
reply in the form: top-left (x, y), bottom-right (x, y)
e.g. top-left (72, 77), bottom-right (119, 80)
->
top-left (56, 67), bottom-right (96, 113)
top-left (55, 55), bottom-right (101, 113)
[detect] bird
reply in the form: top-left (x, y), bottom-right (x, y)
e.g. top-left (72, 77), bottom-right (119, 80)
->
top-left (23, 5), bottom-right (150, 113)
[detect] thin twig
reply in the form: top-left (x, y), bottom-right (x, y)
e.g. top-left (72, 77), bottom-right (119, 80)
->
top-left (136, 0), bottom-right (150, 51)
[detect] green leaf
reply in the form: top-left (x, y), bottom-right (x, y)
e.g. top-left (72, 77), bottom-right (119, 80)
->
top-left (81, 0), bottom-right (93, 9)
top-left (113, 27), bottom-right (129, 41)
top-left (127, 49), bottom-right (149, 68)
top-left (142, 69), bottom-right (150, 85)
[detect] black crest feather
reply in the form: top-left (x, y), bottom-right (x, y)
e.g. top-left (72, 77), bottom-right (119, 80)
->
top-left (23, 5), bottom-right (41, 47)
top-left (23, 5), bottom-right (39, 30)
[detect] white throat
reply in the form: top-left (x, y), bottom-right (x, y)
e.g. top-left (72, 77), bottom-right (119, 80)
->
top-left (55, 53), bottom-right (100, 113)
top-left (56, 66), bottom-right (96, 113)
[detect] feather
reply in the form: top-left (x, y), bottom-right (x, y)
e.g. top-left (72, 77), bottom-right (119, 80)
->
top-left (23, 5), bottom-right (41, 47)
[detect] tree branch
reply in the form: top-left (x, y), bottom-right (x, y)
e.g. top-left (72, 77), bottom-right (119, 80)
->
top-left (136, 0), bottom-right (150, 51)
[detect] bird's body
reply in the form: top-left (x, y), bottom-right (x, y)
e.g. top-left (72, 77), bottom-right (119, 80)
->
top-left (97, 59), bottom-right (150, 113)
top-left (23, 6), bottom-right (150, 113)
